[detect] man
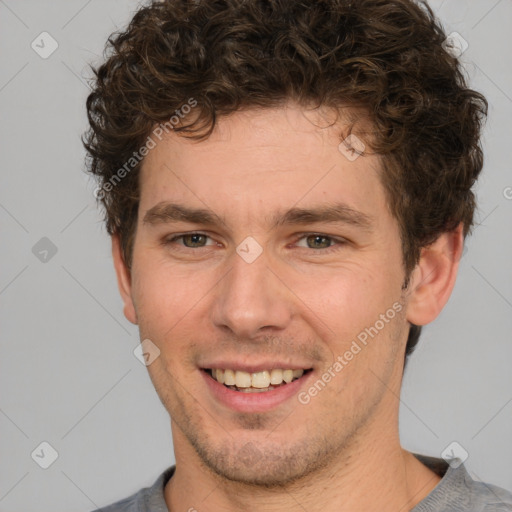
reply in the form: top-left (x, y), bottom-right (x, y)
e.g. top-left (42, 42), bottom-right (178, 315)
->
top-left (83, 0), bottom-right (512, 510)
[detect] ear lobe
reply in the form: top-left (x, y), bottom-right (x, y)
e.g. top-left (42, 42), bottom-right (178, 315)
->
top-left (405, 223), bottom-right (464, 327)
top-left (111, 233), bottom-right (138, 325)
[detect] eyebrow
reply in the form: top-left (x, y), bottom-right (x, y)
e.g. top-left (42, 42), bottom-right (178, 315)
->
top-left (143, 201), bottom-right (374, 232)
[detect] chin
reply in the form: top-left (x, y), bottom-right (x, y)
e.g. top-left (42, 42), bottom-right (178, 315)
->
top-left (194, 438), bottom-right (335, 488)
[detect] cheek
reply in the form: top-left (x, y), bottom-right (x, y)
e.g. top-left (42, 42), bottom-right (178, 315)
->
top-left (297, 262), bottom-right (391, 329)
top-left (131, 255), bottom-right (215, 374)
top-left (133, 247), bottom-right (199, 306)
top-left (292, 256), bottom-right (404, 365)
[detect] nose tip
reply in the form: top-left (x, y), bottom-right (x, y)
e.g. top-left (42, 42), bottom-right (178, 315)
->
top-left (210, 252), bottom-right (293, 340)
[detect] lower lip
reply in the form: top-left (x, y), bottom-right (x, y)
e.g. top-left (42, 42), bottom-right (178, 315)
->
top-left (202, 370), bottom-right (313, 413)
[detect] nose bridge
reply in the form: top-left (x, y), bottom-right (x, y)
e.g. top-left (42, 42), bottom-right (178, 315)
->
top-left (211, 244), bottom-right (292, 338)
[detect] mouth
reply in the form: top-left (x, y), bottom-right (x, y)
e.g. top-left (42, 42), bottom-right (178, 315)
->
top-left (203, 368), bottom-right (313, 393)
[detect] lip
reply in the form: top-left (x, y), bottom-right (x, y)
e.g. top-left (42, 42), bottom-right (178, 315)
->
top-left (200, 361), bottom-right (314, 373)
top-left (201, 368), bottom-right (314, 413)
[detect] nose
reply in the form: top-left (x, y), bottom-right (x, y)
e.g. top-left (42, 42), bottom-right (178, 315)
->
top-left (210, 245), bottom-right (293, 340)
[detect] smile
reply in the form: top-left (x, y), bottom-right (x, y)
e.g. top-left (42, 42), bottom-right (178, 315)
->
top-left (205, 368), bottom-right (312, 393)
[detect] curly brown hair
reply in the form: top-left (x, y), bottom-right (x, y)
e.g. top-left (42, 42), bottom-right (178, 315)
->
top-left (83, 0), bottom-right (487, 360)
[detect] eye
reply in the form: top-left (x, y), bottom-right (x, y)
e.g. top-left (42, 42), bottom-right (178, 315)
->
top-left (162, 232), bottom-right (347, 254)
top-left (294, 233), bottom-right (346, 253)
top-left (164, 232), bottom-right (215, 249)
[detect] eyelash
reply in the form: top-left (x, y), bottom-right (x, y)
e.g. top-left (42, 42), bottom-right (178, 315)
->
top-left (162, 232), bottom-right (347, 254)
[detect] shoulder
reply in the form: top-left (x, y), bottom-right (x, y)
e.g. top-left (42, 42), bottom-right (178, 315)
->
top-left (89, 491), bottom-right (141, 512)
top-left (88, 466), bottom-right (176, 512)
top-left (452, 462), bottom-right (512, 511)
top-left (412, 454), bottom-right (512, 512)
top-left (471, 480), bottom-right (512, 512)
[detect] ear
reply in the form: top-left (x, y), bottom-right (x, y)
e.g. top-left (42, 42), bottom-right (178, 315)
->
top-left (111, 233), bottom-right (138, 325)
top-left (405, 222), bottom-right (464, 326)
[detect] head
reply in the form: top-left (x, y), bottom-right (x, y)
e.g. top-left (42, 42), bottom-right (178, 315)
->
top-left (83, 0), bottom-right (487, 487)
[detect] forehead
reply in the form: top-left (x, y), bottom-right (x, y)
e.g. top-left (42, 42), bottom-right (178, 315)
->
top-left (144, 103), bottom-right (373, 164)
top-left (138, 103), bottom-right (387, 228)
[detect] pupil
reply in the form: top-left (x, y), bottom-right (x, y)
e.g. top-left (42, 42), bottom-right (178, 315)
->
top-left (186, 234), bottom-right (204, 247)
top-left (310, 235), bottom-right (329, 249)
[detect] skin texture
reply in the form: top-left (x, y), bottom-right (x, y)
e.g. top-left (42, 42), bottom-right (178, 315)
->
top-left (112, 103), bottom-right (463, 511)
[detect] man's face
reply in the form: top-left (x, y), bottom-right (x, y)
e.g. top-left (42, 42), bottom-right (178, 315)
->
top-left (125, 104), bottom-right (410, 486)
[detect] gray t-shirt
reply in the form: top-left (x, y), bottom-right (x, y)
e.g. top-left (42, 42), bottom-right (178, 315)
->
top-left (92, 454), bottom-right (512, 511)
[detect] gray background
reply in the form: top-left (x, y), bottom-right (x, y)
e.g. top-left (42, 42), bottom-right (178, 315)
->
top-left (0, 0), bottom-right (511, 510)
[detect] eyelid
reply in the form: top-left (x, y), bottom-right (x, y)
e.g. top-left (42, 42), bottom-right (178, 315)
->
top-left (164, 231), bottom-right (217, 246)
top-left (292, 232), bottom-right (347, 252)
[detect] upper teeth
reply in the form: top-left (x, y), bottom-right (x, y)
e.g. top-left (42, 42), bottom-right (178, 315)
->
top-left (211, 369), bottom-right (305, 388)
